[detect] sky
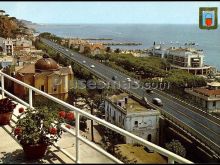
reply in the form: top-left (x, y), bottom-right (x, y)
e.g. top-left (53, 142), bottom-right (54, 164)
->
top-left (0, 1), bottom-right (220, 24)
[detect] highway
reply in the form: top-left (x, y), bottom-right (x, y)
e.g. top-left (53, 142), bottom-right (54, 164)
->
top-left (41, 38), bottom-right (220, 155)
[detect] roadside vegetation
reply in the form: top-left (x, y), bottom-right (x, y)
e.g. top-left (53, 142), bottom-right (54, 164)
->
top-left (39, 32), bottom-right (207, 95)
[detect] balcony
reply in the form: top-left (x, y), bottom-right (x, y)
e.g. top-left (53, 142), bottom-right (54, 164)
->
top-left (0, 71), bottom-right (193, 164)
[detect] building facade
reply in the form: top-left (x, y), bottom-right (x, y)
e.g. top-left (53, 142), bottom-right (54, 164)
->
top-left (14, 55), bottom-right (73, 99)
top-left (0, 37), bottom-right (14, 56)
top-left (0, 56), bottom-right (14, 68)
top-left (105, 93), bottom-right (160, 144)
top-left (185, 82), bottom-right (220, 113)
top-left (150, 42), bottom-right (212, 75)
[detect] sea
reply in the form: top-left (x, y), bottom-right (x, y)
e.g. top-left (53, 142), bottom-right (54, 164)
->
top-left (34, 24), bottom-right (220, 70)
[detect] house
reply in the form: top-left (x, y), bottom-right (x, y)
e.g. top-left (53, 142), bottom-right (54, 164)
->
top-left (13, 54), bottom-right (73, 100)
top-left (14, 54), bottom-right (42, 66)
top-left (104, 92), bottom-right (160, 144)
top-left (0, 10), bottom-right (5, 16)
top-left (89, 43), bottom-right (106, 56)
top-left (79, 42), bottom-right (105, 56)
top-left (12, 37), bottom-right (33, 53)
top-left (0, 37), bottom-right (14, 56)
top-left (0, 56), bottom-right (14, 68)
top-left (68, 38), bottom-right (88, 49)
top-left (185, 81), bottom-right (220, 113)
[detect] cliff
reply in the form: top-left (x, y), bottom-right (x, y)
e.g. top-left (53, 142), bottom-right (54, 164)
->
top-left (0, 14), bottom-right (33, 38)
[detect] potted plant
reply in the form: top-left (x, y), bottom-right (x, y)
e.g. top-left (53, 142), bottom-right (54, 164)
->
top-left (0, 98), bottom-right (17, 125)
top-left (13, 106), bottom-right (75, 160)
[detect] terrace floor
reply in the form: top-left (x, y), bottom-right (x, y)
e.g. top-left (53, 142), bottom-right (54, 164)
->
top-left (0, 98), bottom-right (114, 164)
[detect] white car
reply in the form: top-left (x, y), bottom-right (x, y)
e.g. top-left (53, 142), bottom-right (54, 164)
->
top-left (127, 78), bottom-right (131, 82)
top-left (83, 60), bottom-right (86, 64)
top-left (90, 65), bottom-right (95, 68)
top-left (65, 49), bottom-right (69, 51)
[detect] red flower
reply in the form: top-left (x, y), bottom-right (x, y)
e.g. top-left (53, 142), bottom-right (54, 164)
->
top-left (14, 127), bottom-right (22, 135)
top-left (65, 124), bottom-right (71, 129)
top-left (66, 112), bottom-right (75, 121)
top-left (49, 127), bottom-right (57, 135)
top-left (58, 111), bottom-right (66, 118)
top-left (19, 107), bottom-right (24, 113)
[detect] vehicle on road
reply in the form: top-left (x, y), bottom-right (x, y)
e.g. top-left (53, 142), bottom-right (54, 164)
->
top-left (112, 75), bottom-right (117, 81)
top-left (127, 78), bottom-right (131, 82)
top-left (132, 81), bottom-right (139, 86)
top-left (90, 65), bottom-right (95, 68)
top-left (65, 49), bottom-right (69, 51)
top-left (152, 98), bottom-right (163, 106)
top-left (83, 60), bottom-right (86, 64)
top-left (71, 53), bottom-right (74, 56)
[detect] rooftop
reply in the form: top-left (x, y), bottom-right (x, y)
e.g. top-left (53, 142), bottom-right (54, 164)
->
top-left (108, 93), bottom-right (153, 113)
top-left (193, 88), bottom-right (220, 97)
top-left (207, 81), bottom-right (220, 87)
top-left (115, 144), bottom-right (167, 164)
top-left (35, 55), bottom-right (59, 72)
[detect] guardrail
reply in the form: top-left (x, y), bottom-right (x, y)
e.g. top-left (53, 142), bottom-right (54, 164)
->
top-left (0, 71), bottom-right (193, 164)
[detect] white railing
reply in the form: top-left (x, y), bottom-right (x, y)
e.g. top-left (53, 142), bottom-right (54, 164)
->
top-left (0, 71), bottom-right (193, 164)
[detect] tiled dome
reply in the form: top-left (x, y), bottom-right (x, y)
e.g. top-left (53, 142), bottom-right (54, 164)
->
top-left (35, 54), bottom-right (59, 71)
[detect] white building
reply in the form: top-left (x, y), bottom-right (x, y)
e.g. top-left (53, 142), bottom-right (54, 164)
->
top-left (12, 37), bottom-right (32, 47)
top-left (0, 37), bottom-right (14, 56)
top-left (150, 42), bottom-right (211, 75)
top-left (105, 93), bottom-right (160, 144)
top-left (185, 81), bottom-right (220, 113)
top-left (0, 10), bottom-right (5, 16)
top-left (0, 56), bottom-right (14, 68)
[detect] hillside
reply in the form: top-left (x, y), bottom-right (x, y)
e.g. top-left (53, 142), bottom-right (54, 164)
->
top-left (0, 12), bottom-right (33, 38)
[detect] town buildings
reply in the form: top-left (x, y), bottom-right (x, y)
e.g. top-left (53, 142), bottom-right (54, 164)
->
top-left (104, 92), bottom-right (160, 144)
top-left (150, 42), bottom-right (212, 75)
top-left (0, 10), bottom-right (5, 16)
top-left (0, 37), bottom-right (14, 56)
top-left (0, 37), bottom-right (36, 56)
top-left (79, 42), bottom-right (106, 56)
top-left (185, 81), bottom-right (220, 113)
top-left (13, 54), bottom-right (73, 99)
top-left (0, 55), bottom-right (14, 68)
top-left (68, 38), bottom-right (89, 49)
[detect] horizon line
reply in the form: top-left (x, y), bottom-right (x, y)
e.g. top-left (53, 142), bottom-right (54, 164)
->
top-left (36, 23), bottom-right (200, 25)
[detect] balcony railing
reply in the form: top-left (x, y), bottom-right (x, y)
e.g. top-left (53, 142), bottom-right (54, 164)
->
top-left (0, 71), bottom-right (193, 164)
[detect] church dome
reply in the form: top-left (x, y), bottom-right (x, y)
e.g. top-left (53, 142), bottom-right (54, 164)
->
top-left (35, 54), bottom-right (59, 72)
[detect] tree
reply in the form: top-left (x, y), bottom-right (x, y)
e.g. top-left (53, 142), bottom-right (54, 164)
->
top-left (106, 47), bottom-right (111, 53)
top-left (165, 139), bottom-right (186, 157)
top-left (114, 48), bottom-right (121, 53)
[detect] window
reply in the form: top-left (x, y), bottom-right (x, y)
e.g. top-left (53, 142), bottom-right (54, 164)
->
top-left (54, 87), bottom-right (57, 92)
top-left (41, 85), bottom-right (44, 91)
top-left (213, 101), bottom-right (216, 107)
top-left (148, 134), bottom-right (152, 142)
top-left (134, 121), bottom-right (138, 127)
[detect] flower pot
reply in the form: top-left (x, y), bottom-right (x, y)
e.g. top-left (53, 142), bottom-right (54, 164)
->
top-left (22, 143), bottom-right (48, 160)
top-left (0, 112), bottom-right (12, 125)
